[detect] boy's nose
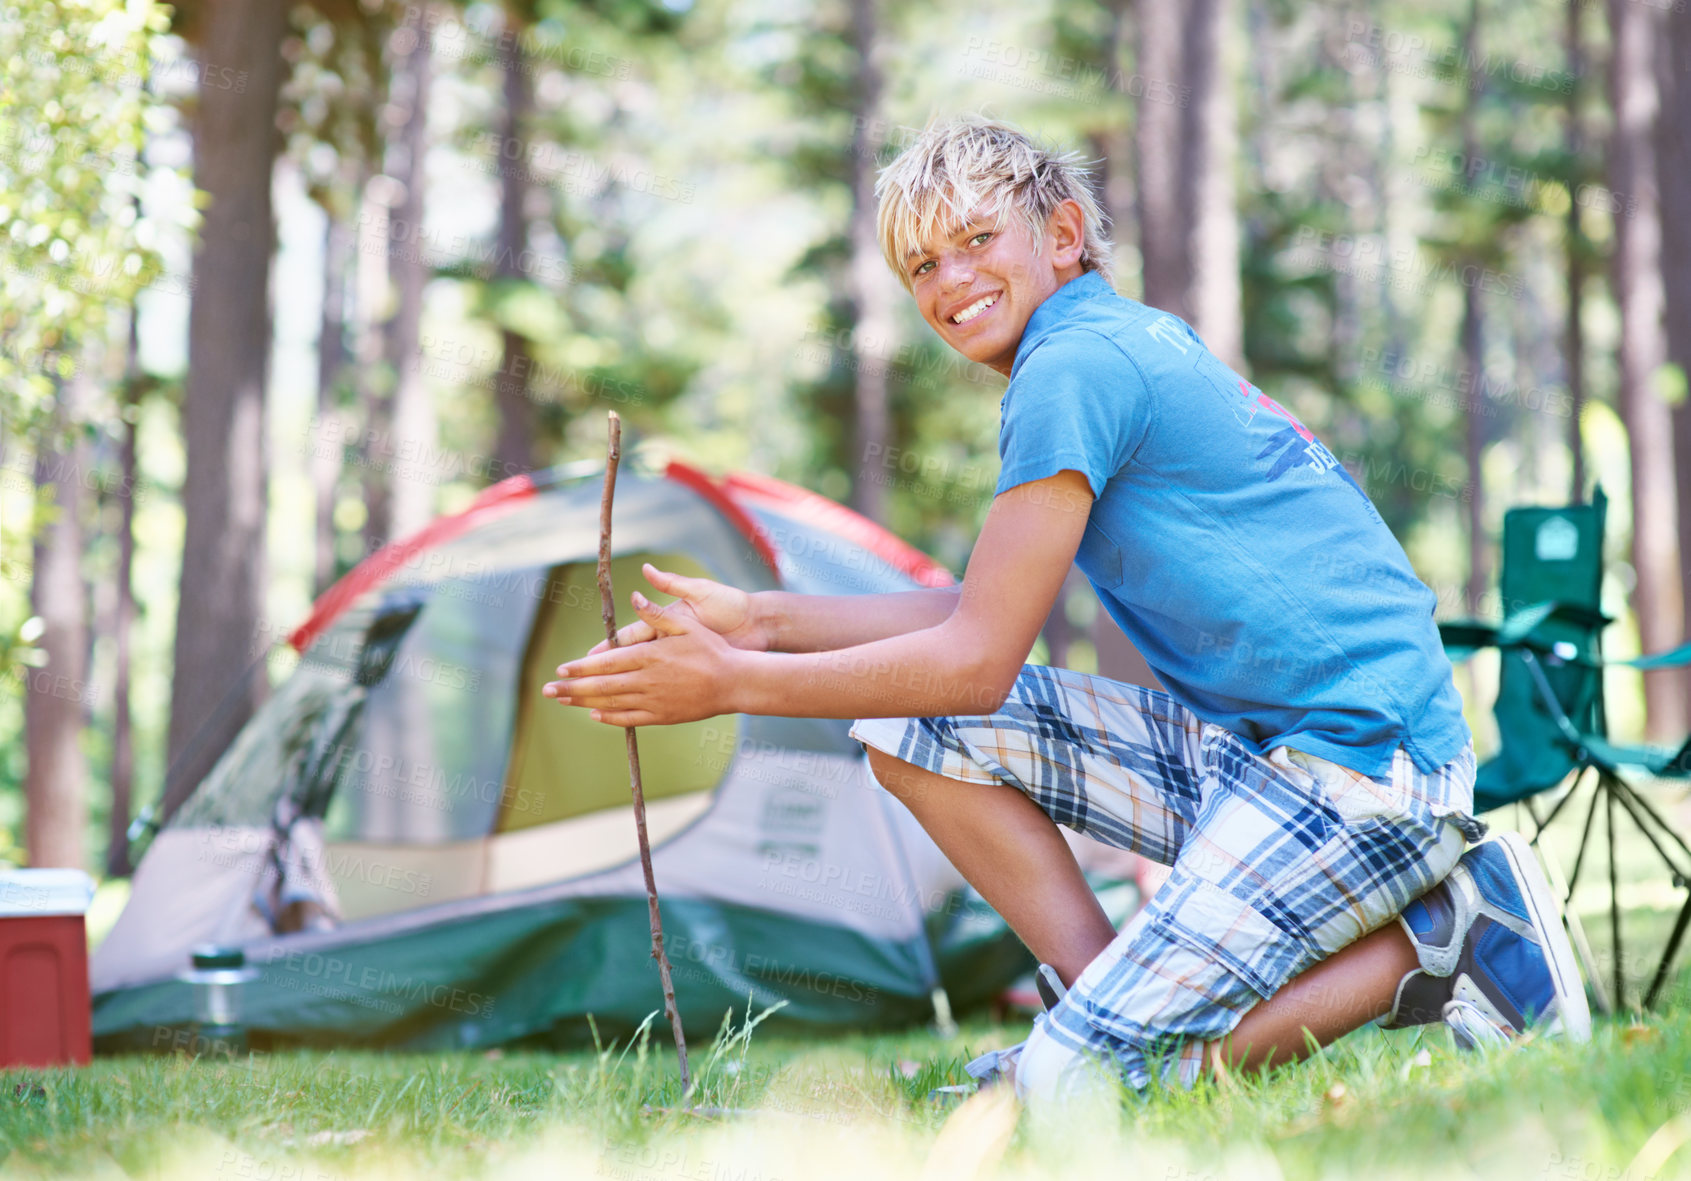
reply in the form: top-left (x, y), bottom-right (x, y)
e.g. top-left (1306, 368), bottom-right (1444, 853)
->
top-left (937, 254), bottom-right (975, 290)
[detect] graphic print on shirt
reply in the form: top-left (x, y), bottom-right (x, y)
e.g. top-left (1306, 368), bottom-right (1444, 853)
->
top-left (1145, 314), bottom-right (1370, 503)
top-left (1239, 379), bottom-right (1371, 503)
top-left (1234, 380), bottom-right (1335, 478)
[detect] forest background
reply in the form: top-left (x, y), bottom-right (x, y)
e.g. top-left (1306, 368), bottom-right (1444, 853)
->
top-left (3, 0), bottom-right (1689, 880)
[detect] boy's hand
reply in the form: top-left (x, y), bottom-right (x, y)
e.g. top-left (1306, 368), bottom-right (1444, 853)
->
top-left (587, 563), bottom-right (770, 655)
top-left (544, 588), bottom-right (741, 726)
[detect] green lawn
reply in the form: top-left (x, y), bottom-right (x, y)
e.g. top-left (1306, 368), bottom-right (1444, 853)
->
top-left (3, 998), bottom-right (1689, 1179)
top-left (7, 804), bottom-right (1691, 1180)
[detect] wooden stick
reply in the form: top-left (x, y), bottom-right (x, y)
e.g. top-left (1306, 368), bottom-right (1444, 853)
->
top-left (597, 411), bottom-right (692, 1097)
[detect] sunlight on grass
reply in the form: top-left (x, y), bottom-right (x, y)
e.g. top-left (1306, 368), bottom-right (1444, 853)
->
top-left (4, 1002), bottom-right (1691, 1180)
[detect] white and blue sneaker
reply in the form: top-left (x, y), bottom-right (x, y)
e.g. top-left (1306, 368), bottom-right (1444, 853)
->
top-left (1382, 831), bottom-right (1592, 1045)
top-left (930, 966), bottom-right (1065, 1101)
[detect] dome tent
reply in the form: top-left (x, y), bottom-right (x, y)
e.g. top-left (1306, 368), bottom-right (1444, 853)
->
top-left (91, 460), bottom-right (1030, 1051)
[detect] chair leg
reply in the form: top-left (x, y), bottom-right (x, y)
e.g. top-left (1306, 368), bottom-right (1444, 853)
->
top-left (1610, 774), bottom-right (1691, 871)
top-left (1534, 764), bottom-right (1590, 838)
top-left (1523, 761), bottom-right (1691, 1012)
top-left (1645, 892), bottom-right (1691, 1010)
top-left (1607, 782), bottom-right (1624, 1009)
top-left (1601, 772), bottom-right (1691, 1009)
top-left (1565, 780), bottom-right (1606, 899)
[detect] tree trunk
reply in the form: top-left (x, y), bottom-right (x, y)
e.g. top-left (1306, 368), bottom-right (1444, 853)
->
top-left (1566, 0), bottom-right (1588, 503)
top-left (492, 17), bottom-right (536, 480)
top-left (1462, 287), bottom-right (1488, 613)
top-left (1323, 18), bottom-right (1363, 401)
top-left (364, 19), bottom-right (439, 544)
top-left (1135, 0), bottom-right (1189, 314)
top-left (165, 0), bottom-right (289, 819)
top-left (1516, 289), bottom-right (1557, 502)
top-left (1090, 0), bottom-right (1134, 279)
top-left (25, 385), bottom-right (92, 870)
top-left (384, 18), bottom-right (435, 533)
top-left (1460, 0), bottom-right (1489, 615)
top-left (356, 164), bottom-right (389, 556)
top-left (107, 315), bottom-right (141, 878)
top-left (1608, 0), bottom-right (1685, 742)
top-left (847, 0), bottom-right (894, 523)
top-left (1657, 0), bottom-right (1691, 731)
top-left (1135, 0), bottom-right (1241, 366)
top-left (1181, 0), bottom-right (1243, 368)
top-left (314, 204), bottom-right (352, 595)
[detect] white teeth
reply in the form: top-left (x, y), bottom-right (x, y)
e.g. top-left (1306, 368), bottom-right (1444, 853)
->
top-left (952, 294), bottom-right (998, 324)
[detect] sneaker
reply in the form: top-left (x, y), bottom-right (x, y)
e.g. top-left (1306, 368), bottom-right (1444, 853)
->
top-left (1441, 998), bottom-right (1512, 1051)
top-left (962, 1043), bottom-right (1023, 1087)
top-left (1383, 831), bottom-right (1592, 1044)
top-left (1034, 963), bottom-right (1065, 1012)
top-left (934, 965), bottom-right (1066, 1102)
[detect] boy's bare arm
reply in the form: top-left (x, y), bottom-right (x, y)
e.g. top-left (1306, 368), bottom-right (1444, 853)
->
top-left (588, 567), bottom-right (961, 655)
top-left (544, 469), bottom-right (1094, 725)
top-left (754, 587), bottom-right (961, 652)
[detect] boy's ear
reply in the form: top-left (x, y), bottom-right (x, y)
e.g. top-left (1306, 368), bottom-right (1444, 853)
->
top-left (1046, 199), bottom-right (1086, 270)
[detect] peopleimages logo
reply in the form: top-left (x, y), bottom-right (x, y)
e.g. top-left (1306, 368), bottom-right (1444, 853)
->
top-left (664, 933), bottom-right (880, 1005)
top-left (255, 621), bottom-right (485, 693)
top-left (262, 949), bottom-right (496, 1018)
top-left (318, 741), bottom-right (544, 818)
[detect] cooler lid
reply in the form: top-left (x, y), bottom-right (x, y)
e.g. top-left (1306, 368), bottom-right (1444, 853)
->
top-left (0, 869), bottom-right (97, 917)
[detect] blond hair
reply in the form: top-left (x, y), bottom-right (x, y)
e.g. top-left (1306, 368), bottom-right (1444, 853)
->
top-left (874, 116), bottom-right (1113, 292)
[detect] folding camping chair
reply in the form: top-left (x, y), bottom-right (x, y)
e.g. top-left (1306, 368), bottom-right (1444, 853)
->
top-left (1439, 486), bottom-right (1691, 1012)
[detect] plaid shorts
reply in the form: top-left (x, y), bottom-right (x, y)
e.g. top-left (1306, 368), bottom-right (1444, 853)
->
top-left (850, 663), bottom-right (1482, 1093)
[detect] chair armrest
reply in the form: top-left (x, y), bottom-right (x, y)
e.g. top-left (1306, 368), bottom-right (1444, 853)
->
top-left (1437, 619), bottom-right (1498, 663)
top-left (1618, 640), bottom-right (1691, 672)
top-left (1493, 600), bottom-right (1619, 665)
top-left (1580, 733), bottom-right (1691, 778)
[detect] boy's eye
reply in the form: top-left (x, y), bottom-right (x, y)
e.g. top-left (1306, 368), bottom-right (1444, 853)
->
top-left (913, 260), bottom-right (936, 277)
top-left (969, 232), bottom-right (992, 247)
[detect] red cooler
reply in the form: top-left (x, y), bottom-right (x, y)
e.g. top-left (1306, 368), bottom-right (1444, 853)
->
top-left (0, 869), bottom-right (97, 1068)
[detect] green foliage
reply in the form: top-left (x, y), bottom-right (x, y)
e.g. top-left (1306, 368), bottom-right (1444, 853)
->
top-left (279, 6), bottom-right (390, 214)
top-left (0, 0), bottom-right (170, 435)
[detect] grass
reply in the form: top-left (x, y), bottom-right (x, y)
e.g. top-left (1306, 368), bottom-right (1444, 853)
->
top-left (7, 806), bottom-right (1691, 1179)
top-left (4, 999), bottom-right (1689, 1179)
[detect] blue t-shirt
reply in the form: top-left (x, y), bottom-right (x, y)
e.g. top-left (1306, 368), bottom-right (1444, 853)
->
top-left (997, 271), bottom-right (1470, 778)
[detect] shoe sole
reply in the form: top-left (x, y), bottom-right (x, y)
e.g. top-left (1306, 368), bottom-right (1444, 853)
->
top-left (1491, 831), bottom-right (1593, 1042)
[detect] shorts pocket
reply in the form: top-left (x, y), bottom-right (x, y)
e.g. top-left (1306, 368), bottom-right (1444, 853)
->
top-left (1149, 874), bottom-right (1309, 1001)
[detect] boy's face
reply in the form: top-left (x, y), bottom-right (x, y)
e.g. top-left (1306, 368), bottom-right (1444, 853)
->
top-left (902, 198), bottom-right (1086, 377)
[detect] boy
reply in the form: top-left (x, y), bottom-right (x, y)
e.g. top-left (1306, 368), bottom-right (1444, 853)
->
top-left (543, 116), bottom-right (1589, 1101)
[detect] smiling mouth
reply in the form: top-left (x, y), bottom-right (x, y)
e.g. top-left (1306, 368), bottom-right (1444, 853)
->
top-left (951, 293), bottom-right (999, 325)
